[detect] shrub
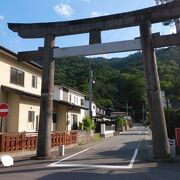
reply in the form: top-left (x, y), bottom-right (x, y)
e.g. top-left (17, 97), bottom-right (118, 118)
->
top-left (82, 116), bottom-right (95, 131)
top-left (123, 119), bottom-right (127, 126)
top-left (116, 117), bottom-right (124, 127)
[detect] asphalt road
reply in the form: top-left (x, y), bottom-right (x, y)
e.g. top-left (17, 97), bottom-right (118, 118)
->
top-left (1, 124), bottom-right (180, 180)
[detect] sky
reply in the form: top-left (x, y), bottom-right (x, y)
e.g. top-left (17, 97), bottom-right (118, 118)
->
top-left (0, 0), bottom-right (177, 58)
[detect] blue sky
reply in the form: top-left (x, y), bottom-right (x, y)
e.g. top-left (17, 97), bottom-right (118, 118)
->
top-left (0, 0), bottom-right (176, 58)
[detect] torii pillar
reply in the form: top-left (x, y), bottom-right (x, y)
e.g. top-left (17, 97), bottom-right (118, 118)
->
top-left (140, 21), bottom-right (170, 158)
top-left (36, 35), bottom-right (55, 158)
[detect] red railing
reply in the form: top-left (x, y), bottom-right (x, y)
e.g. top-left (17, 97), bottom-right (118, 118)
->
top-left (0, 131), bottom-right (77, 152)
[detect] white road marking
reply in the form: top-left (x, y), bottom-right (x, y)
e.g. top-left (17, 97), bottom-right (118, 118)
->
top-left (48, 131), bottom-right (145, 169)
top-left (59, 148), bottom-right (91, 162)
top-left (128, 140), bottom-right (142, 168)
top-left (48, 163), bottom-right (131, 169)
top-left (48, 148), bottom-right (91, 167)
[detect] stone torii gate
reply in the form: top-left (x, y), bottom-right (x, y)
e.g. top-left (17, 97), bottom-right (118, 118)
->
top-left (8, 1), bottom-right (180, 159)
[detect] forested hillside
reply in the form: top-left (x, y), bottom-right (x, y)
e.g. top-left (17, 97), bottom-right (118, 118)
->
top-left (54, 47), bottom-right (180, 119)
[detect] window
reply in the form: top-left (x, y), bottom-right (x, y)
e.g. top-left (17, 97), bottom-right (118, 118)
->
top-left (71, 114), bottom-right (78, 130)
top-left (69, 94), bottom-right (72, 102)
top-left (28, 111), bottom-right (35, 122)
top-left (81, 99), bottom-right (85, 106)
top-left (10, 67), bottom-right (24, 86)
top-left (32, 75), bottom-right (37, 88)
top-left (52, 113), bottom-right (57, 123)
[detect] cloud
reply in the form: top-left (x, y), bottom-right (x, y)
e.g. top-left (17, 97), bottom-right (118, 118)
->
top-left (0, 15), bottom-right (4, 20)
top-left (91, 11), bottom-right (109, 18)
top-left (54, 3), bottom-right (73, 17)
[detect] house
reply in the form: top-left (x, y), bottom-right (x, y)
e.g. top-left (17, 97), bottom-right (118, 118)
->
top-left (53, 84), bottom-right (87, 131)
top-left (0, 46), bottom-right (87, 133)
top-left (85, 100), bottom-right (97, 117)
top-left (84, 101), bottom-right (111, 122)
top-left (0, 46), bottom-right (42, 133)
top-left (95, 106), bottom-right (111, 122)
top-left (110, 111), bottom-right (126, 120)
top-left (161, 91), bottom-right (171, 108)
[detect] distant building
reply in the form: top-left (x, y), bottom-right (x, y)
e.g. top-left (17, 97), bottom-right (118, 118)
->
top-left (110, 111), bottom-right (126, 120)
top-left (84, 101), bottom-right (111, 121)
top-left (161, 91), bottom-right (171, 108)
top-left (85, 100), bottom-right (97, 117)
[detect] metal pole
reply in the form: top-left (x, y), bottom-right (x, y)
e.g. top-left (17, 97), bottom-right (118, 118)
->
top-left (140, 20), bottom-right (170, 159)
top-left (36, 34), bottom-right (55, 159)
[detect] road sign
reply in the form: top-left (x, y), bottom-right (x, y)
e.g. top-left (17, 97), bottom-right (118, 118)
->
top-left (0, 103), bottom-right (8, 118)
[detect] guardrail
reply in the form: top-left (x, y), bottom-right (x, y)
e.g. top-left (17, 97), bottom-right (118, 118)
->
top-left (0, 131), bottom-right (77, 152)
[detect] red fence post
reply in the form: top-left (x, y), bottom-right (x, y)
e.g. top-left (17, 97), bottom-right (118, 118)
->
top-left (0, 134), bottom-right (4, 152)
top-left (21, 132), bottom-right (26, 151)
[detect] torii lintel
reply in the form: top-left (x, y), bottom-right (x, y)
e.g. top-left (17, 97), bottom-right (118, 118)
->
top-left (8, 1), bottom-right (180, 38)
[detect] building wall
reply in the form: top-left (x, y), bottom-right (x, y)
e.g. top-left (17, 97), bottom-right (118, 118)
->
top-left (18, 96), bottom-right (40, 132)
top-left (80, 109), bottom-right (85, 122)
top-left (53, 86), bottom-right (60, 101)
top-left (7, 93), bottom-right (20, 132)
top-left (85, 101), bottom-right (96, 117)
top-left (0, 86), bottom-right (8, 132)
top-left (68, 89), bottom-right (85, 106)
top-left (56, 105), bottom-right (67, 132)
top-left (0, 51), bottom-right (42, 96)
top-left (68, 108), bottom-right (81, 131)
top-left (63, 88), bottom-right (68, 102)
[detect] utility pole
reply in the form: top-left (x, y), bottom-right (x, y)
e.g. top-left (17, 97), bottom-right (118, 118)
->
top-left (88, 30), bottom-right (101, 120)
top-left (89, 61), bottom-right (93, 119)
